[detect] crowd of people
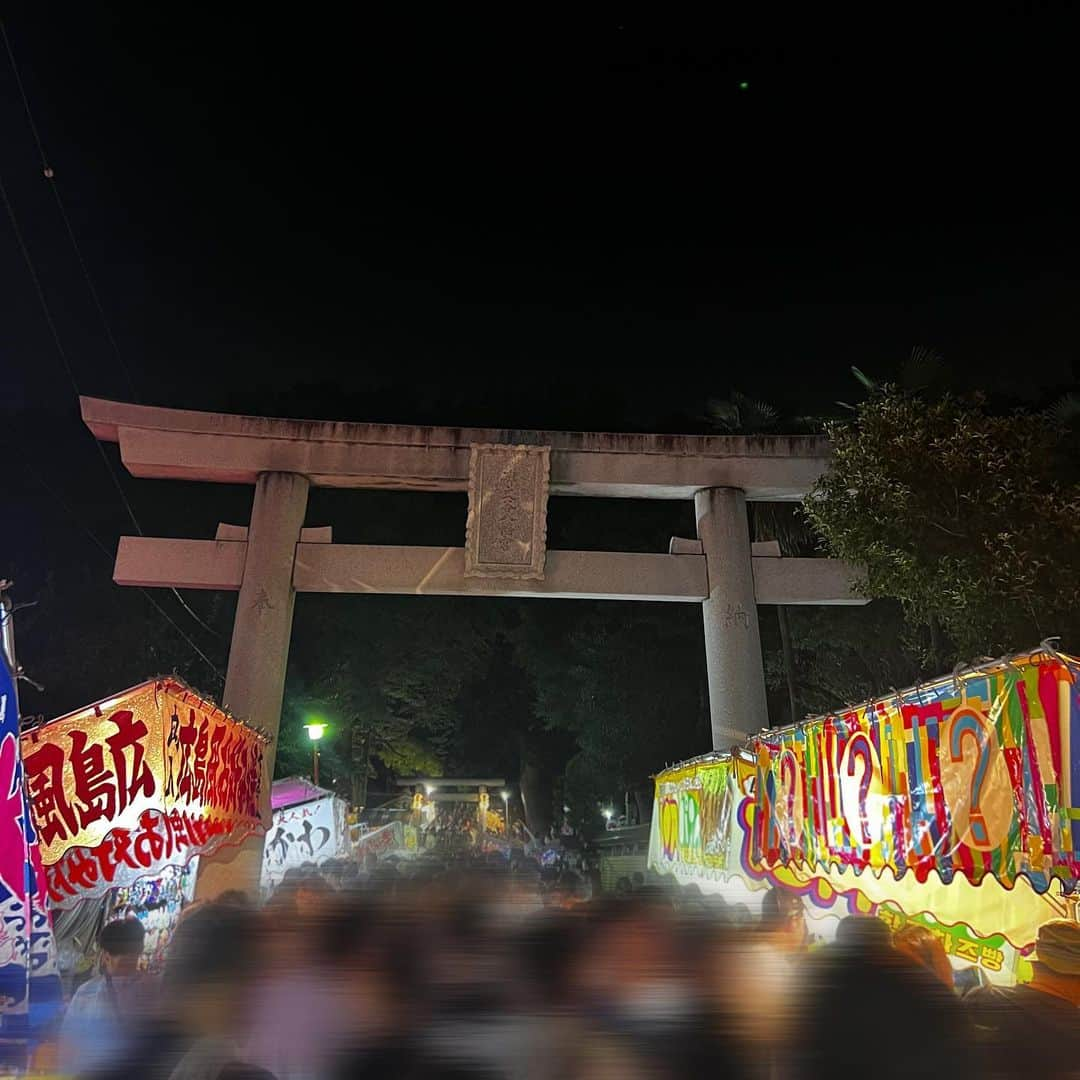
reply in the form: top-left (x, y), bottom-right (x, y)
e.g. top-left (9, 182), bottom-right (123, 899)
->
top-left (53, 853), bottom-right (1080, 1080)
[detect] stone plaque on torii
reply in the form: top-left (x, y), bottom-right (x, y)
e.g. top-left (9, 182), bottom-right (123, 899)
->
top-left (79, 396), bottom-right (866, 897)
top-left (464, 444), bottom-right (550, 580)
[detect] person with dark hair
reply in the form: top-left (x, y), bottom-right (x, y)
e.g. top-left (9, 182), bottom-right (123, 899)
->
top-left (892, 924), bottom-right (954, 989)
top-left (60, 917), bottom-right (151, 1074)
top-left (794, 917), bottom-right (970, 1080)
top-left (215, 890), bottom-right (252, 909)
top-left (759, 887), bottom-right (810, 952)
top-left (80, 902), bottom-right (275, 1080)
top-left (966, 919), bottom-right (1080, 1077)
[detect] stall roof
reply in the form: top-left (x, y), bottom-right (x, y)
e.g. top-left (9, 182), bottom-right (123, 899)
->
top-left (271, 776), bottom-right (336, 810)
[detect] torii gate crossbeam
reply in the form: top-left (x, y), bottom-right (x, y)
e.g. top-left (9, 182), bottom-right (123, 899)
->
top-left (80, 396), bottom-right (865, 898)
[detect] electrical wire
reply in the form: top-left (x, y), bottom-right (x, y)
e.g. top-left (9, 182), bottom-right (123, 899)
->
top-left (14, 456), bottom-right (225, 683)
top-left (0, 22), bottom-right (222, 642)
top-left (1, 17), bottom-right (139, 404)
top-left (1, 165), bottom-right (223, 646)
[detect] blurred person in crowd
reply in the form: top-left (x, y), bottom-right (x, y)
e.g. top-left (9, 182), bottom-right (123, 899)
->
top-left (244, 877), bottom-right (352, 1080)
top-left (832, 913), bottom-right (891, 955)
top-left (80, 902), bottom-right (274, 1080)
top-left (59, 917), bottom-right (152, 1075)
top-left (759, 887), bottom-right (810, 952)
top-left (216, 890), bottom-right (252, 907)
top-left (695, 920), bottom-right (784, 1080)
top-left (892, 924), bottom-right (954, 990)
top-left (331, 898), bottom-right (430, 1080)
top-left (564, 897), bottom-right (698, 1078)
top-left (966, 918), bottom-right (1080, 1078)
top-left (794, 914), bottom-right (969, 1079)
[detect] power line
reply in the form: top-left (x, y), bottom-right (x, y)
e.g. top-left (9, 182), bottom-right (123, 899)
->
top-left (1, 17), bottom-right (140, 403)
top-left (15, 458), bottom-right (225, 683)
top-left (1, 167), bottom-right (222, 644)
top-left (0, 24), bottom-right (222, 642)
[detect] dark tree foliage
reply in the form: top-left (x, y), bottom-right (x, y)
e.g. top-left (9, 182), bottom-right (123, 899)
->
top-left (806, 388), bottom-right (1080, 663)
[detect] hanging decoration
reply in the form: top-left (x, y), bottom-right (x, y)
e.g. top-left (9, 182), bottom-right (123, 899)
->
top-left (0, 647), bottom-right (61, 1039)
top-left (649, 650), bottom-right (1079, 965)
top-left (20, 678), bottom-right (269, 905)
top-left (751, 650), bottom-right (1079, 896)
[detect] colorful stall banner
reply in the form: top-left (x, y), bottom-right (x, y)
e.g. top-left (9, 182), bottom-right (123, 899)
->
top-left (875, 903), bottom-right (1019, 985)
top-left (0, 649), bottom-right (61, 1040)
top-left (752, 651), bottom-right (1080, 896)
top-left (353, 821), bottom-right (404, 859)
top-left (262, 792), bottom-right (349, 892)
top-left (648, 659), bottom-right (1075, 955)
top-left (20, 679), bottom-right (269, 905)
top-left (652, 754), bottom-right (746, 876)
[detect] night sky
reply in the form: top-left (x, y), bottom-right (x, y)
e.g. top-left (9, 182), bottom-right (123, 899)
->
top-left (3, 14), bottom-right (1078, 717)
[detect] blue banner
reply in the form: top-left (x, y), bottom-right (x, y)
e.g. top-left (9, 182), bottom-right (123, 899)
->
top-left (0, 644), bottom-right (61, 1047)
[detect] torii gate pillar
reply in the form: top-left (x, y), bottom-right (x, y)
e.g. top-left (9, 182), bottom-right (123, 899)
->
top-left (195, 471), bottom-right (309, 900)
top-left (696, 487), bottom-right (769, 748)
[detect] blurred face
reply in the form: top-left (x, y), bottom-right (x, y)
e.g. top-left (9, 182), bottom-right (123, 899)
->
top-left (770, 897), bottom-right (808, 951)
top-left (296, 886), bottom-right (325, 918)
top-left (103, 950), bottom-right (140, 977)
top-left (706, 937), bottom-right (790, 1045)
top-left (896, 940), bottom-right (954, 989)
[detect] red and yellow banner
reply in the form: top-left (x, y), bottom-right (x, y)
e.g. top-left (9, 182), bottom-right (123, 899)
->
top-left (20, 679), bottom-right (268, 904)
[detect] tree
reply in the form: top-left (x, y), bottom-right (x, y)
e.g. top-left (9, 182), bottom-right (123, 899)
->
top-left (282, 595), bottom-right (492, 806)
top-left (518, 601), bottom-right (709, 830)
top-left (805, 388), bottom-right (1080, 663)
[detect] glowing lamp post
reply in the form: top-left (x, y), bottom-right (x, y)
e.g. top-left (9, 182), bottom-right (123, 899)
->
top-left (602, 807), bottom-right (614, 830)
top-left (501, 789), bottom-right (511, 835)
top-left (304, 721), bottom-right (326, 786)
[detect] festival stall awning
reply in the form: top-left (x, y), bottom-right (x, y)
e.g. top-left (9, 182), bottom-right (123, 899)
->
top-left (270, 775), bottom-right (330, 811)
top-left (751, 649), bottom-right (1079, 898)
top-left (648, 649), bottom-right (1080, 966)
top-left (20, 678), bottom-right (270, 906)
top-left (262, 777), bottom-right (350, 892)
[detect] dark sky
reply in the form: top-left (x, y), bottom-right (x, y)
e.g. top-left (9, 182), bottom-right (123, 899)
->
top-left (3, 15), bottom-right (1079, 715)
top-left (5, 16), bottom-right (1076, 429)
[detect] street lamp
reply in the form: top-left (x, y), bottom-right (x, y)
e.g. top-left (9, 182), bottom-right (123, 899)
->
top-left (602, 807), bottom-right (614, 829)
top-left (501, 789), bottom-right (511, 834)
top-left (304, 721), bottom-right (326, 786)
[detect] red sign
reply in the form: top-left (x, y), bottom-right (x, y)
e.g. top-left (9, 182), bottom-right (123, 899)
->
top-left (20, 679), bottom-right (268, 903)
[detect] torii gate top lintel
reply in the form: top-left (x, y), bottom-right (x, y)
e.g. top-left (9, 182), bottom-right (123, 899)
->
top-left (80, 394), bottom-right (861, 904)
top-left (79, 396), bottom-right (829, 501)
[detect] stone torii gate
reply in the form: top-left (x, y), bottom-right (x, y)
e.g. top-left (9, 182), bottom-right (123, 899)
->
top-left (80, 396), bottom-right (865, 896)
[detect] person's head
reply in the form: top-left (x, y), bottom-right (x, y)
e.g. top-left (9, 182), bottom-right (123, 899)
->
top-left (834, 914), bottom-right (892, 954)
top-left (1029, 919), bottom-right (1080, 998)
top-left (215, 889), bottom-right (251, 909)
top-left (760, 888), bottom-right (807, 950)
top-left (163, 903), bottom-right (258, 1038)
top-left (98, 918), bottom-right (145, 976)
top-left (892, 924), bottom-right (953, 988)
top-left (294, 870), bottom-right (333, 917)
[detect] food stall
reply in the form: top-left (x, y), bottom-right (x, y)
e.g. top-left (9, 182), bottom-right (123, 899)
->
top-left (649, 648), bottom-right (1079, 984)
top-left (261, 777), bottom-right (351, 894)
top-left (20, 677), bottom-right (269, 974)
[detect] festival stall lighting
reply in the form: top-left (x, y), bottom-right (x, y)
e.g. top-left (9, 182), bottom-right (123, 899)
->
top-left (647, 647), bottom-right (1080, 980)
top-left (22, 678), bottom-right (269, 907)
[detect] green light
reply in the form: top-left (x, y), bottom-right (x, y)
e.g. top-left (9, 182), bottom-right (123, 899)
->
top-left (739, 81), bottom-right (749, 91)
top-left (304, 721), bottom-right (327, 741)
